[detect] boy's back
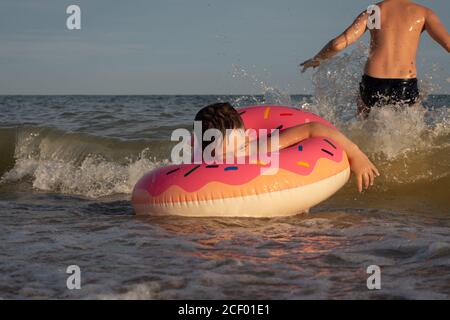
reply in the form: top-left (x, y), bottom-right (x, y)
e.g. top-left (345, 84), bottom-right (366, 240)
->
top-left (302, 0), bottom-right (449, 112)
top-left (366, 1), bottom-right (428, 78)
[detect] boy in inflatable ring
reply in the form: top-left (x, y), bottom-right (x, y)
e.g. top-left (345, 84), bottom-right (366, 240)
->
top-left (194, 103), bottom-right (379, 193)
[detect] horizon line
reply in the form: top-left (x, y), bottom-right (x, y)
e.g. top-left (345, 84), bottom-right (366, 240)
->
top-left (0, 93), bottom-right (449, 97)
top-left (0, 93), bottom-right (313, 96)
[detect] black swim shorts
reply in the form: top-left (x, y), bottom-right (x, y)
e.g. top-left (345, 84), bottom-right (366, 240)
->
top-left (359, 74), bottom-right (419, 108)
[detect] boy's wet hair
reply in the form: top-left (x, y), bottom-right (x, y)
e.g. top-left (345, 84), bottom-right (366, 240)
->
top-left (194, 102), bottom-right (244, 151)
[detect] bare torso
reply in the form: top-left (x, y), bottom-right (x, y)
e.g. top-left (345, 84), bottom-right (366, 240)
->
top-left (365, 0), bottom-right (427, 79)
top-left (302, 0), bottom-right (449, 80)
top-left (301, 0), bottom-right (449, 112)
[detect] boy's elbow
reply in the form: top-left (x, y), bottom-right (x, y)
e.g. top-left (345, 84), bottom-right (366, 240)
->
top-left (308, 122), bottom-right (327, 136)
top-left (330, 38), bottom-right (347, 52)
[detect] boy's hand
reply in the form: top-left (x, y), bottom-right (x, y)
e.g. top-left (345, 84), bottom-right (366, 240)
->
top-left (348, 149), bottom-right (380, 193)
top-left (300, 58), bottom-right (320, 73)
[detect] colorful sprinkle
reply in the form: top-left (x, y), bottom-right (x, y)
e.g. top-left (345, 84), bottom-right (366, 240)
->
top-left (296, 161), bottom-right (310, 168)
top-left (321, 149), bottom-right (334, 156)
top-left (323, 138), bottom-right (337, 149)
top-left (184, 165), bottom-right (201, 177)
top-left (263, 107), bottom-right (271, 120)
top-left (298, 145), bottom-right (303, 151)
top-left (206, 164), bottom-right (219, 168)
top-left (280, 113), bottom-right (293, 116)
top-left (166, 168), bottom-right (180, 175)
top-left (224, 166), bottom-right (238, 171)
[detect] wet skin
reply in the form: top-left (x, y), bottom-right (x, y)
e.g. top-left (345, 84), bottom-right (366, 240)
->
top-left (301, 0), bottom-right (450, 79)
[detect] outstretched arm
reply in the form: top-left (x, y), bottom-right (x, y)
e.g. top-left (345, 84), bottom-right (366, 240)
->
top-left (269, 122), bottom-right (379, 193)
top-left (425, 9), bottom-right (450, 53)
top-left (301, 11), bottom-right (368, 72)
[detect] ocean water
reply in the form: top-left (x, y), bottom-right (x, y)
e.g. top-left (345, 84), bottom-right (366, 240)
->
top-left (1, 54), bottom-right (449, 298)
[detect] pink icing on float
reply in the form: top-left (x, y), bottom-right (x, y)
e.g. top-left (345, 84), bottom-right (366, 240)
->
top-left (132, 105), bottom-right (350, 217)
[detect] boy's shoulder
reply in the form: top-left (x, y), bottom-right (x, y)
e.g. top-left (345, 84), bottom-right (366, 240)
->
top-left (377, 1), bottom-right (430, 18)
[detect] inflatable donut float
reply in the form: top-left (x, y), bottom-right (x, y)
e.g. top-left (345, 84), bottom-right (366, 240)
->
top-left (132, 105), bottom-right (350, 217)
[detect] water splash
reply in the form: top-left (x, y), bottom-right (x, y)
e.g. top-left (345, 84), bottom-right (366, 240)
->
top-left (231, 64), bottom-right (292, 106)
top-left (300, 44), bottom-right (449, 163)
top-left (229, 46), bottom-right (449, 190)
top-left (306, 42), bottom-right (368, 123)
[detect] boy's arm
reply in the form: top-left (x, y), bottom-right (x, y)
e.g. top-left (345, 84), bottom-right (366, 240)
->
top-left (301, 11), bottom-right (368, 72)
top-left (424, 8), bottom-right (450, 53)
top-left (269, 122), bottom-right (379, 192)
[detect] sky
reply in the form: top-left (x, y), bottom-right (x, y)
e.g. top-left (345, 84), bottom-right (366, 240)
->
top-left (0, 0), bottom-right (449, 95)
